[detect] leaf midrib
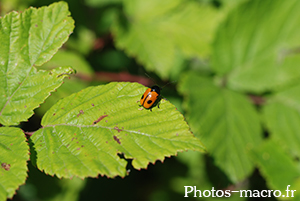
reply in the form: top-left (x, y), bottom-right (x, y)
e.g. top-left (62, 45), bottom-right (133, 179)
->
top-left (42, 123), bottom-right (197, 144)
top-left (0, 8), bottom-right (61, 120)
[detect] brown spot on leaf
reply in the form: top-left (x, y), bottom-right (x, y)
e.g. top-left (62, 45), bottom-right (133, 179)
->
top-left (53, 113), bottom-right (56, 116)
top-left (77, 110), bottom-right (84, 117)
top-left (91, 103), bottom-right (95, 106)
top-left (93, 114), bottom-right (108, 125)
top-left (114, 126), bottom-right (123, 133)
top-left (113, 136), bottom-right (121, 144)
top-left (1, 163), bottom-right (10, 171)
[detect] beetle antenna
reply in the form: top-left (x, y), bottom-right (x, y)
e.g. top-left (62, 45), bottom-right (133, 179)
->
top-left (161, 80), bottom-right (177, 89)
top-left (144, 73), bottom-right (157, 85)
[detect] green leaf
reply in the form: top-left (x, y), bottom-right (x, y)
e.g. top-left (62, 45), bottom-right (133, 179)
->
top-left (178, 72), bottom-right (262, 182)
top-left (0, 0), bottom-right (34, 16)
top-left (0, 66), bottom-right (75, 126)
top-left (41, 50), bottom-right (94, 77)
top-left (36, 78), bottom-right (89, 116)
top-left (212, 0), bottom-right (300, 93)
top-left (263, 83), bottom-right (300, 158)
top-left (36, 50), bottom-right (93, 115)
top-left (251, 139), bottom-right (300, 192)
top-left (112, 0), bottom-right (227, 79)
top-left (0, 2), bottom-right (75, 125)
top-left (32, 82), bottom-right (205, 178)
top-left (0, 127), bottom-right (29, 201)
top-left (37, 33), bottom-right (92, 116)
top-left (85, 0), bottom-right (122, 7)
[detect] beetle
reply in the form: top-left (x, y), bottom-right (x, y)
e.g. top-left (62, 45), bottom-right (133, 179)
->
top-left (140, 85), bottom-right (161, 111)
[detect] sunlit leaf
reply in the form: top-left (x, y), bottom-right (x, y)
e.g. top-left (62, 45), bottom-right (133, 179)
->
top-left (32, 82), bottom-right (205, 178)
top-left (178, 72), bottom-right (262, 182)
top-left (0, 127), bottom-right (28, 201)
top-left (37, 50), bottom-right (93, 115)
top-left (0, 2), bottom-right (75, 125)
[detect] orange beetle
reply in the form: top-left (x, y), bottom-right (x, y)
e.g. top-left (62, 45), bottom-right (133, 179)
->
top-left (140, 85), bottom-right (161, 111)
